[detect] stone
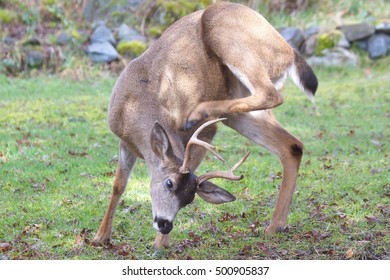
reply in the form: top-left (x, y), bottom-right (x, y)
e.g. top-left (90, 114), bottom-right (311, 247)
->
top-left (338, 22), bottom-right (375, 42)
top-left (3, 36), bottom-right (17, 45)
top-left (57, 31), bottom-right (72, 46)
top-left (26, 51), bottom-right (45, 68)
top-left (367, 34), bottom-right (390, 59)
top-left (304, 25), bottom-right (320, 38)
top-left (337, 32), bottom-right (350, 48)
top-left (279, 27), bottom-right (305, 50)
top-left (304, 35), bottom-right (317, 56)
top-left (376, 22), bottom-right (390, 34)
top-left (23, 38), bottom-right (41, 46)
top-left (307, 48), bottom-right (359, 67)
top-left (86, 41), bottom-right (119, 63)
top-left (354, 39), bottom-right (368, 51)
top-left (90, 23), bottom-right (116, 45)
top-left (118, 23), bottom-right (146, 43)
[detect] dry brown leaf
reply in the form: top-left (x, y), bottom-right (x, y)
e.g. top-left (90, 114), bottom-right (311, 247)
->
top-left (346, 248), bottom-right (354, 259)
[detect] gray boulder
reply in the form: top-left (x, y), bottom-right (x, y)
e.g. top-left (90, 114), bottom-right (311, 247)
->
top-left (90, 23), bottom-right (116, 45)
top-left (26, 51), bottom-right (45, 68)
top-left (304, 25), bottom-right (320, 38)
top-left (307, 48), bottom-right (359, 67)
top-left (376, 22), bottom-right (390, 34)
top-left (57, 31), bottom-right (72, 46)
top-left (118, 23), bottom-right (146, 43)
top-left (280, 27), bottom-right (305, 50)
top-left (368, 34), bottom-right (390, 59)
top-left (304, 35), bottom-right (317, 56)
top-left (86, 41), bottom-right (119, 63)
top-left (338, 22), bottom-right (375, 42)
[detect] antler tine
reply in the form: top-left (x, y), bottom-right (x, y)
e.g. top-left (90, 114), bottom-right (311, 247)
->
top-left (197, 151), bottom-right (251, 185)
top-left (179, 118), bottom-right (227, 174)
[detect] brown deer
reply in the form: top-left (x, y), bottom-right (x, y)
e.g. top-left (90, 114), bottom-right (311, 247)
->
top-left (93, 2), bottom-right (318, 249)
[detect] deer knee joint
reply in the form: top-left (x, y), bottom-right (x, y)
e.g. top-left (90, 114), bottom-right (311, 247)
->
top-left (290, 143), bottom-right (303, 158)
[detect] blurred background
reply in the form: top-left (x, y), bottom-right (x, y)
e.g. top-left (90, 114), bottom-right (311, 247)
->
top-left (0, 0), bottom-right (389, 77)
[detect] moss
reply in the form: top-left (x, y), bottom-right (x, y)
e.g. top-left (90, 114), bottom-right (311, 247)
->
top-left (117, 41), bottom-right (147, 57)
top-left (315, 30), bottom-right (343, 56)
top-left (0, 8), bottom-right (17, 24)
top-left (149, 26), bottom-right (165, 38)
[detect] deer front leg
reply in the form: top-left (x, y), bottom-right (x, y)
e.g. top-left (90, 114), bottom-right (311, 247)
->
top-left (93, 143), bottom-right (136, 245)
top-left (224, 111), bottom-right (303, 234)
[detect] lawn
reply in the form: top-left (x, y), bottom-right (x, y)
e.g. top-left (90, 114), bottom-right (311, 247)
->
top-left (0, 57), bottom-right (389, 259)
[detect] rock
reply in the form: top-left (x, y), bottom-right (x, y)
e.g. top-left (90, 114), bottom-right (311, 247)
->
top-left (280, 27), bottom-right (305, 50)
top-left (57, 31), bottom-right (72, 46)
top-left (314, 30), bottom-right (347, 56)
top-left (376, 22), bottom-right (390, 34)
top-left (26, 51), bottom-right (45, 68)
top-left (3, 36), bottom-right (17, 45)
top-left (23, 38), bottom-right (41, 46)
top-left (354, 39), bottom-right (369, 51)
top-left (86, 41), bottom-right (119, 63)
top-left (367, 34), bottom-right (390, 59)
top-left (338, 22), bottom-right (375, 42)
top-left (128, 0), bottom-right (142, 6)
top-left (118, 23), bottom-right (146, 43)
top-left (337, 32), bottom-right (350, 48)
top-left (90, 23), bottom-right (115, 45)
top-left (304, 25), bottom-right (320, 38)
top-left (304, 35), bottom-right (317, 56)
top-left (307, 48), bottom-right (359, 67)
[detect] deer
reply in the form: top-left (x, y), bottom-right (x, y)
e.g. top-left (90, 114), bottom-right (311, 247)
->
top-left (93, 2), bottom-right (318, 249)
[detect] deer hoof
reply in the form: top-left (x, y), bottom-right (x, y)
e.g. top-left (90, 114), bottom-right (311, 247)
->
top-left (184, 119), bottom-right (199, 130)
top-left (153, 232), bottom-right (170, 249)
top-left (265, 224), bottom-right (285, 235)
top-left (185, 110), bottom-right (209, 130)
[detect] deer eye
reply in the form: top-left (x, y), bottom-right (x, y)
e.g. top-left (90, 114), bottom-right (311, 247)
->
top-left (164, 179), bottom-right (174, 191)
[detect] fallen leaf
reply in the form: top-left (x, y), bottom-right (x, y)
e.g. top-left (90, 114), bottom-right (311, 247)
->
top-left (68, 150), bottom-right (88, 157)
top-left (371, 139), bottom-right (383, 147)
top-left (75, 234), bottom-right (83, 246)
top-left (365, 215), bottom-right (380, 224)
top-left (347, 130), bottom-right (355, 136)
top-left (116, 243), bottom-right (133, 256)
top-left (346, 248), bottom-right (354, 259)
top-left (0, 243), bottom-right (11, 252)
top-left (0, 151), bottom-right (6, 163)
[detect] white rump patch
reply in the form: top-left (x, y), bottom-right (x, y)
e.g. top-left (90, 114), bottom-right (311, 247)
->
top-left (273, 72), bottom-right (287, 91)
top-left (288, 64), bottom-right (315, 103)
top-left (226, 63), bottom-right (255, 95)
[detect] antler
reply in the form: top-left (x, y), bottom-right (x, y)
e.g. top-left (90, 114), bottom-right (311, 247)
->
top-left (179, 118), bottom-right (250, 185)
top-left (179, 118), bottom-right (226, 174)
top-left (197, 151), bottom-right (251, 185)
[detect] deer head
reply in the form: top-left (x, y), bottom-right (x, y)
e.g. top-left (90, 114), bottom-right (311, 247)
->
top-left (149, 118), bottom-right (250, 234)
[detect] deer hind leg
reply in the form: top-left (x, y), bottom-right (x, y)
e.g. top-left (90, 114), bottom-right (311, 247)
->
top-left (224, 111), bottom-right (303, 234)
top-left (93, 141), bottom-right (137, 245)
top-left (185, 46), bottom-right (287, 130)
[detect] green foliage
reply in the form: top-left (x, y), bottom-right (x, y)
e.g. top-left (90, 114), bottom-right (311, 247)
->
top-left (315, 30), bottom-right (343, 56)
top-left (116, 41), bottom-right (147, 57)
top-left (0, 8), bottom-right (17, 24)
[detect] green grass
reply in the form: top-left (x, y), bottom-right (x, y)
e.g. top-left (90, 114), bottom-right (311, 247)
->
top-left (0, 57), bottom-right (389, 259)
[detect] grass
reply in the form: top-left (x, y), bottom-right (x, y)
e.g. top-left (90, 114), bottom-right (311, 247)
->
top-left (0, 56), bottom-right (389, 259)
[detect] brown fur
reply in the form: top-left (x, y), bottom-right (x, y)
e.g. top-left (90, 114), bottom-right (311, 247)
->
top-left (93, 2), bottom-right (317, 249)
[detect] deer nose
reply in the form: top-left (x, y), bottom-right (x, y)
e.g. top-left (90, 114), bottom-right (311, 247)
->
top-left (156, 218), bottom-right (173, 234)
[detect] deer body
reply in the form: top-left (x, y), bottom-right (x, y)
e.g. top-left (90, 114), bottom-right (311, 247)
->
top-left (94, 2), bottom-right (317, 249)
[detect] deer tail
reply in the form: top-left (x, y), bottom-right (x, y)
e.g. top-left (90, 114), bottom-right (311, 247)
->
top-left (289, 50), bottom-right (318, 103)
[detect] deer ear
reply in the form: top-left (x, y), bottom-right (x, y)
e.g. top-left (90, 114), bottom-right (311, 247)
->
top-left (150, 122), bottom-right (174, 161)
top-left (196, 181), bottom-right (236, 204)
